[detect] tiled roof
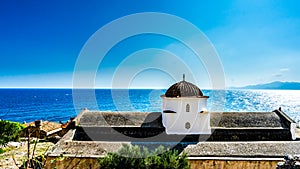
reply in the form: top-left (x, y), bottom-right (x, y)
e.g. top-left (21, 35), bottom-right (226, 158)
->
top-left (26, 121), bottom-right (62, 133)
top-left (77, 111), bottom-right (288, 129)
top-left (165, 80), bottom-right (204, 97)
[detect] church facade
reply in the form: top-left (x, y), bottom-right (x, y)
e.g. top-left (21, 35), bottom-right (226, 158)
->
top-left (161, 77), bottom-right (211, 134)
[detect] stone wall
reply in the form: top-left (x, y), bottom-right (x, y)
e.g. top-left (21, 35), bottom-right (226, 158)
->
top-left (44, 156), bottom-right (100, 169)
top-left (44, 156), bottom-right (281, 169)
top-left (188, 159), bottom-right (280, 169)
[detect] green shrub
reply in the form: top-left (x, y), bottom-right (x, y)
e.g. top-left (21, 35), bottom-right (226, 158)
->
top-left (0, 120), bottom-right (25, 146)
top-left (98, 144), bottom-right (190, 169)
top-left (0, 148), bottom-right (5, 154)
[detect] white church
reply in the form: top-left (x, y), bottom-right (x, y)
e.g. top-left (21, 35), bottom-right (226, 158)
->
top-left (161, 75), bottom-right (211, 135)
top-left (74, 75), bottom-right (296, 141)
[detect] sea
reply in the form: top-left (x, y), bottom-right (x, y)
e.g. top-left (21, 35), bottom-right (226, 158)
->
top-left (0, 89), bottom-right (299, 123)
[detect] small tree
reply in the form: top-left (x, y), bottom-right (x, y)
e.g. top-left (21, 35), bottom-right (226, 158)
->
top-left (0, 120), bottom-right (25, 146)
top-left (98, 144), bottom-right (190, 169)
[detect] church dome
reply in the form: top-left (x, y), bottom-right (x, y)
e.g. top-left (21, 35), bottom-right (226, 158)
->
top-left (165, 80), bottom-right (204, 97)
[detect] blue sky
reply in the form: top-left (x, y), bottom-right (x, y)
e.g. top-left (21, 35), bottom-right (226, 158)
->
top-left (0, 0), bottom-right (300, 88)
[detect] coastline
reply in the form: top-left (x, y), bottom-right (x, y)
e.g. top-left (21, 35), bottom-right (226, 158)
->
top-left (1, 89), bottom-right (300, 124)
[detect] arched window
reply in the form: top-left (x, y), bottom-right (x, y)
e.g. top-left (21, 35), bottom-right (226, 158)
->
top-left (186, 104), bottom-right (190, 112)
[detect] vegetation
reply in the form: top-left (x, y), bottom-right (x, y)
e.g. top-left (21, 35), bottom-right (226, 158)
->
top-left (0, 148), bottom-right (5, 154)
top-left (98, 144), bottom-right (190, 169)
top-left (0, 120), bottom-right (25, 146)
top-left (0, 146), bottom-right (14, 154)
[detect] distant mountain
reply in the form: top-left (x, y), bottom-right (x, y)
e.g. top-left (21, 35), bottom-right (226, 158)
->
top-left (237, 81), bottom-right (300, 90)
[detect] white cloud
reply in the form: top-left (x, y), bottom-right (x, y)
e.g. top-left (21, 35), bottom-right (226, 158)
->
top-left (280, 68), bottom-right (290, 72)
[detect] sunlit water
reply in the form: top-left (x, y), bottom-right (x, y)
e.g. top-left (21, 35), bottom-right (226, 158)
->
top-left (0, 89), bottom-right (299, 123)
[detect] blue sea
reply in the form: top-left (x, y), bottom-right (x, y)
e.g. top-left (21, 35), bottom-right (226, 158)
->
top-left (0, 89), bottom-right (299, 123)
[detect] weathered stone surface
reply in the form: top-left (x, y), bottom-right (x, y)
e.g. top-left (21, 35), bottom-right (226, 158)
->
top-left (78, 111), bottom-right (289, 129)
top-left (74, 111), bottom-right (294, 141)
top-left (78, 111), bottom-right (163, 128)
top-left (210, 112), bottom-right (285, 128)
top-left (50, 129), bottom-right (300, 158)
top-left (188, 159), bottom-right (280, 169)
top-left (184, 141), bottom-right (300, 157)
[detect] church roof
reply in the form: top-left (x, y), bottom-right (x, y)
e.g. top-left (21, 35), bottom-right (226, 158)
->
top-left (74, 110), bottom-right (295, 141)
top-left (77, 111), bottom-right (287, 129)
top-left (165, 80), bottom-right (204, 98)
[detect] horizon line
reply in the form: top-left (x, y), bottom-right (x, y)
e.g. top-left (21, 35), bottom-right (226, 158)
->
top-left (0, 87), bottom-right (218, 90)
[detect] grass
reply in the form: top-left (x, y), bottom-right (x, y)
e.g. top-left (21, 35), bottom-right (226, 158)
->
top-left (0, 141), bottom-right (54, 168)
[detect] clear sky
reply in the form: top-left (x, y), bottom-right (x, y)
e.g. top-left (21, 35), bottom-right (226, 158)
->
top-left (0, 0), bottom-right (300, 88)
